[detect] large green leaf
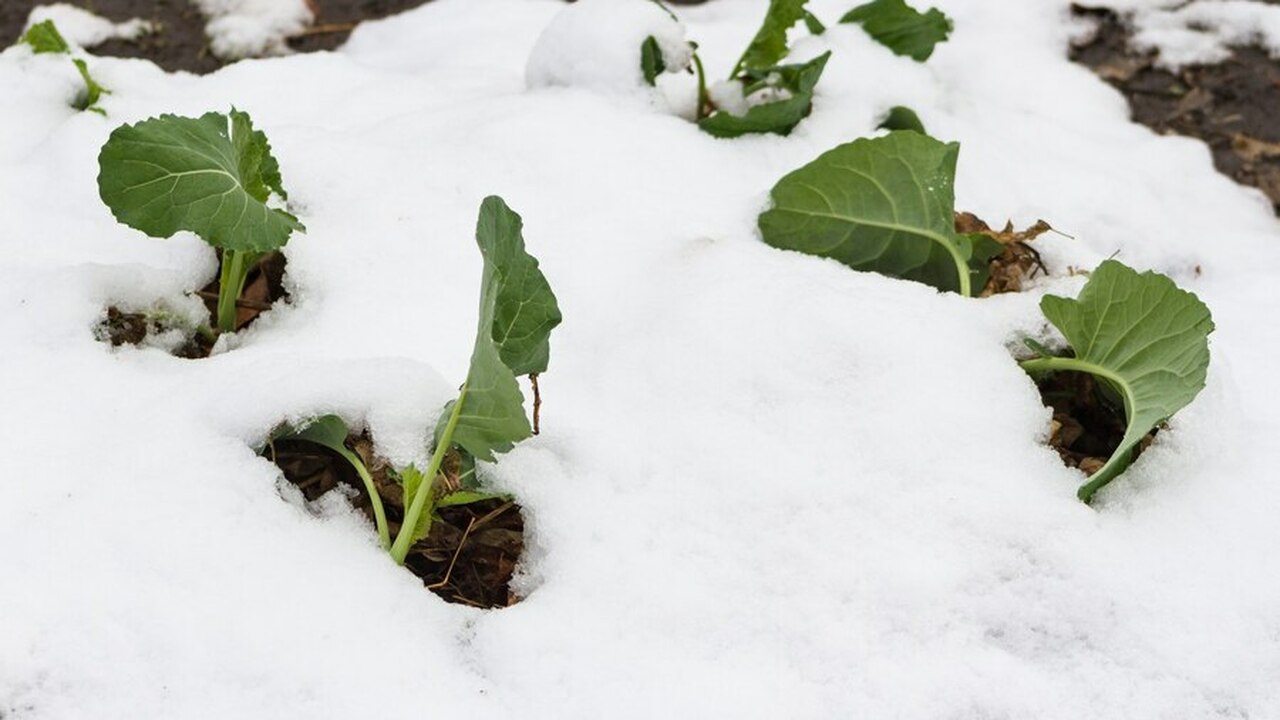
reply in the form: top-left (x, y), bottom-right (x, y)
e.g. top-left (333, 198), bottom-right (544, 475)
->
top-left (841, 0), bottom-right (952, 62)
top-left (1022, 261), bottom-right (1214, 503)
top-left (758, 131), bottom-right (984, 295)
top-left (98, 110), bottom-right (304, 253)
top-left (434, 196), bottom-right (562, 463)
top-left (700, 52), bottom-right (830, 139)
top-left (20, 20), bottom-right (70, 54)
top-left (733, 0), bottom-right (811, 74)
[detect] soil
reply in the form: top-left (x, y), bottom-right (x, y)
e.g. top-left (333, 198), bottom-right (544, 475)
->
top-left (1070, 3), bottom-right (1280, 215)
top-left (98, 250), bottom-right (288, 358)
top-left (1033, 366), bottom-right (1157, 476)
top-left (1, 0), bottom-right (437, 74)
top-left (269, 433), bottom-right (524, 609)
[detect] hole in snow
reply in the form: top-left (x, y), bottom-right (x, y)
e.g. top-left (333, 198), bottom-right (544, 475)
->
top-left (1033, 369), bottom-right (1159, 477)
top-left (268, 431), bottom-right (528, 609)
top-left (95, 250), bottom-right (291, 359)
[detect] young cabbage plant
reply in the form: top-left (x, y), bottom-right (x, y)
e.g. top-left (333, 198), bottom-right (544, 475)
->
top-left (840, 0), bottom-right (952, 61)
top-left (19, 20), bottom-right (109, 114)
top-left (643, 0), bottom-right (831, 138)
top-left (274, 197), bottom-right (560, 566)
top-left (758, 131), bottom-right (1001, 296)
top-left (391, 196), bottom-right (561, 564)
top-left (97, 110), bottom-right (305, 334)
top-left (1021, 260), bottom-right (1214, 503)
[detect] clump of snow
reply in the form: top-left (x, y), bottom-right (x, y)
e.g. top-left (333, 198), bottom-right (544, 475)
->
top-left (1094, 0), bottom-right (1280, 69)
top-left (194, 0), bottom-right (315, 60)
top-left (526, 0), bottom-right (691, 96)
top-left (707, 79), bottom-right (749, 116)
top-left (25, 4), bottom-right (153, 49)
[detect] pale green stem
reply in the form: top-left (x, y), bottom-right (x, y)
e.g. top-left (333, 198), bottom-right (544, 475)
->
top-left (693, 52), bottom-right (711, 121)
top-left (345, 451), bottom-right (391, 549)
top-left (216, 249), bottom-right (258, 333)
top-left (1019, 355), bottom-right (1136, 504)
top-left (389, 386), bottom-right (469, 564)
top-left (951, 246), bottom-right (973, 297)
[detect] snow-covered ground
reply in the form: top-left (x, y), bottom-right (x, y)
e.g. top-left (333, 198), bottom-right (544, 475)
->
top-left (2, 0), bottom-right (1279, 717)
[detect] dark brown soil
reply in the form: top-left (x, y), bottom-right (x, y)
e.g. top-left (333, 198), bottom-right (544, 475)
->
top-left (270, 433), bottom-right (524, 609)
top-left (1034, 367), bottom-right (1156, 476)
top-left (98, 250), bottom-right (288, 358)
top-left (1070, 3), bottom-right (1280, 215)
top-left (1, 0), bottom-right (436, 74)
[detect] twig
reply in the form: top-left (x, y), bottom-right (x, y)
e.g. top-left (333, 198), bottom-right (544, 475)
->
top-left (427, 517), bottom-right (476, 590)
top-left (472, 500), bottom-right (515, 531)
top-left (298, 22), bottom-right (358, 36)
top-left (530, 373), bottom-right (542, 435)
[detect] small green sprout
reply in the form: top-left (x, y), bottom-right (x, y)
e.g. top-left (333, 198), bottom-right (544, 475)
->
top-left (20, 20), bottom-right (110, 115)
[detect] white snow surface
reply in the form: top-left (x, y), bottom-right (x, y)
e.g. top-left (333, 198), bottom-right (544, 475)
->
top-left (526, 0), bottom-right (692, 98)
top-left (1098, 0), bottom-right (1280, 68)
top-left (193, 0), bottom-right (314, 59)
top-left (24, 4), bottom-right (152, 49)
top-left (2, 0), bottom-right (1280, 718)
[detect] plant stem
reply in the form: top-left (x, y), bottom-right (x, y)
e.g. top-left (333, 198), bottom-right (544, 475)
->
top-left (692, 51), bottom-right (711, 121)
top-left (389, 386), bottom-right (469, 564)
top-left (1019, 355), bottom-right (1136, 504)
top-left (346, 450), bottom-right (391, 549)
top-left (216, 249), bottom-right (258, 333)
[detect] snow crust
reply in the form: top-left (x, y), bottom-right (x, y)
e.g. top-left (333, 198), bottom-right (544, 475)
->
top-left (193, 0), bottom-right (315, 59)
top-left (24, 4), bottom-right (152, 49)
top-left (1099, 0), bottom-right (1280, 68)
top-left (2, 0), bottom-right (1280, 717)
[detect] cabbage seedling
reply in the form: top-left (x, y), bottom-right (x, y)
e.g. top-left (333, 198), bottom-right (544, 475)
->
top-left (643, 0), bottom-right (949, 138)
top-left (19, 20), bottom-right (109, 115)
top-left (1021, 260), bottom-right (1213, 503)
top-left (97, 110), bottom-right (305, 334)
top-left (759, 131), bottom-right (1001, 296)
top-left (276, 197), bottom-right (560, 565)
top-left (644, 0), bottom-right (831, 138)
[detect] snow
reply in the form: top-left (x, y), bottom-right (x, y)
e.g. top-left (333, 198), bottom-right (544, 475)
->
top-left (24, 4), bottom-right (152, 49)
top-left (2, 0), bottom-right (1280, 718)
top-left (1095, 0), bottom-right (1280, 68)
top-left (526, 0), bottom-right (691, 97)
top-left (193, 0), bottom-right (314, 59)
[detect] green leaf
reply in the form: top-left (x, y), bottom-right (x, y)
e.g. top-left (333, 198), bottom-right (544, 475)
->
top-left (641, 35), bottom-right (666, 86)
top-left (878, 105), bottom-right (925, 134)
top-left (437, 490), bottom-right (510, 508)
top-left (699, 52), bottom-right (830, 139)
top-left (71, 58), bottom-right (108, 113)
top-left (21, 20), bottom-right (70, 54)
top-left (97, 110), bottom-right (305, 253)
top-left (1021, 261), bottom-right (1214, 503)
top-left (757, 131), bottom-right (979, 295)
top-left (733, 0), bottom-right (811, 75)
top-left (803, 11), bottom-right (827, 35)
top-left (841, 0), bottom-right (952, 62)
top-left (964, 232), bottom-right (1004, 293)
top-left (435, 196), bottom-right (563, 463)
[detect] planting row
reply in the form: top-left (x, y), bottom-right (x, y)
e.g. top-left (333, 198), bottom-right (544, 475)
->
top-left (19, 1), bottom-right (1214, 604)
